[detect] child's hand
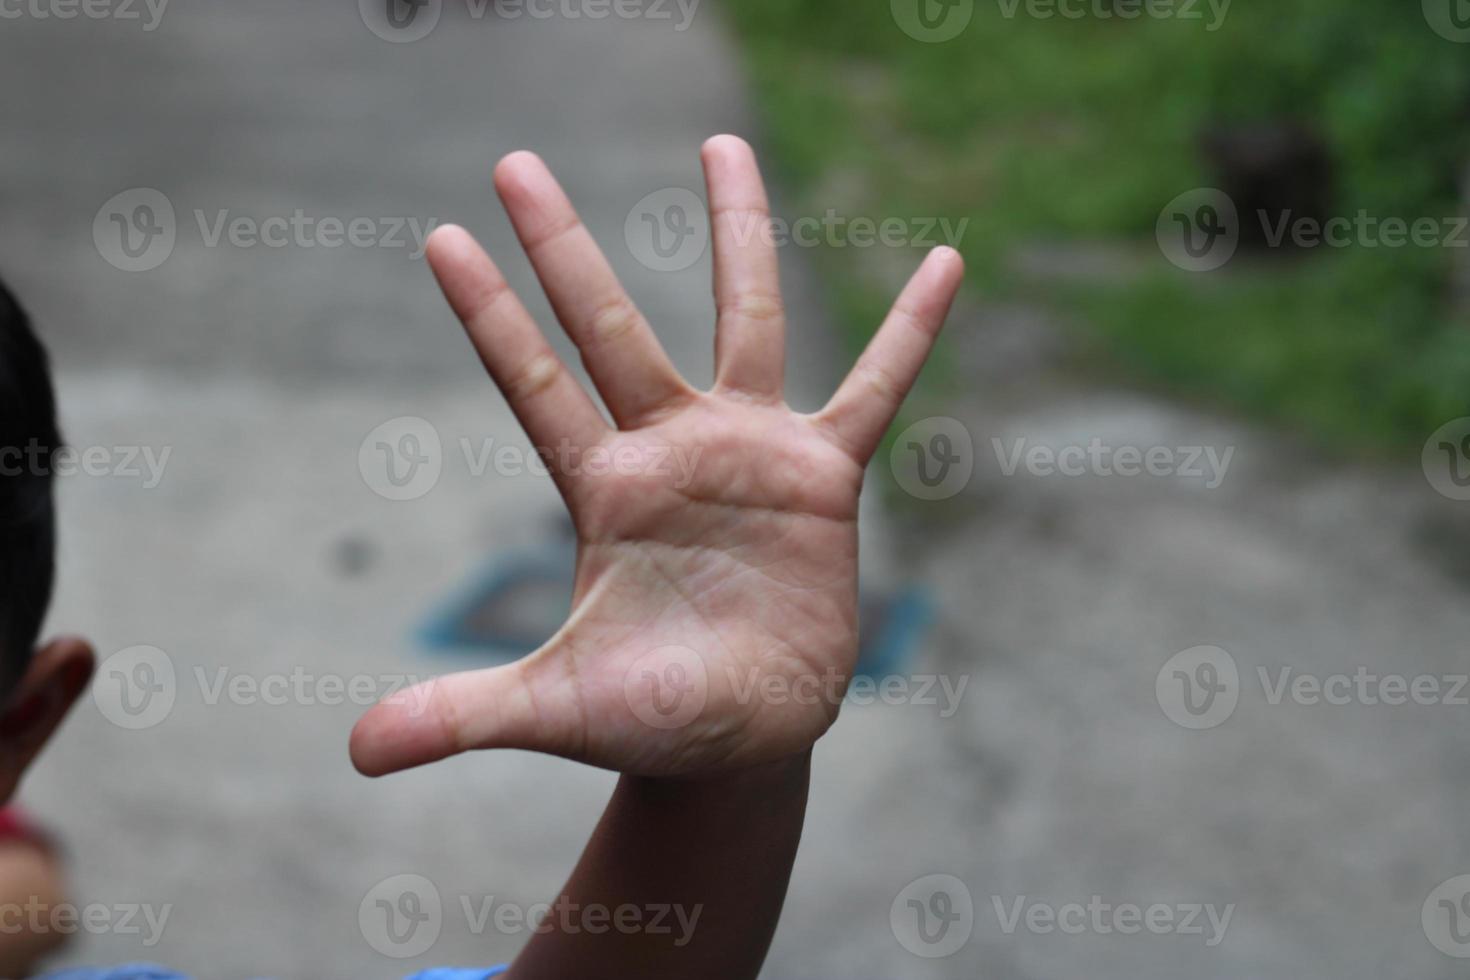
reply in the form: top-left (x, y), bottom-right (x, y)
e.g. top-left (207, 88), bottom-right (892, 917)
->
top-left (351, 136), bottom-right (962, 778)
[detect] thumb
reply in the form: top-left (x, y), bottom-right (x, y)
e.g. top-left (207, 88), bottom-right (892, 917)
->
top-left (349, 658), bottom-right (579, 776)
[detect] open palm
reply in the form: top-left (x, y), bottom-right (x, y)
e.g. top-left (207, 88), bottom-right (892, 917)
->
top-left (351, 137), bottom-right (962, 778)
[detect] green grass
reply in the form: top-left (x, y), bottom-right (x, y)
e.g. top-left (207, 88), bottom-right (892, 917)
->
top-left (726, 0), bottom-right (1470, 451)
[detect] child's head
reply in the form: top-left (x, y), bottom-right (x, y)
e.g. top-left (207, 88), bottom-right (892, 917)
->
top-left (0, 278), bottom-right (94, 803)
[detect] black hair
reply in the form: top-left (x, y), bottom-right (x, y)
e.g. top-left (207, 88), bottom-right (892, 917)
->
top-left (0, 278), bottom-right (60, 700)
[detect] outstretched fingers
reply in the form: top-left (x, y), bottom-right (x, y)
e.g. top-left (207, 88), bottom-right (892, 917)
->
top-left (425, 225), bottom-right (608, 459)
top-left (814, 247), bottom-right (964, 464)
top-left (495, 152), bottom-right (694, 428)
top-left (702, 135), bottom-right (786, 401)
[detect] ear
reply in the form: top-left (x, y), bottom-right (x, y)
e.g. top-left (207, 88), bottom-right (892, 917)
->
top-left (0, 636), bottom-right (94, 803)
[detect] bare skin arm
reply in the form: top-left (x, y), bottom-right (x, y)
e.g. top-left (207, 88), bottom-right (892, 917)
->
top-left (506, 755), bottom-right (809, 980)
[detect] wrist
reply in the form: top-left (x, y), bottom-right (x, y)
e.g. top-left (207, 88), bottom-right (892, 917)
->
top-left (617, 751), bottom-right (812, 810)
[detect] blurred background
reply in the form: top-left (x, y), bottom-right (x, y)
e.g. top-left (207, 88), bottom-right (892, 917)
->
top-left (3, 0), bottom-right (1470, 977)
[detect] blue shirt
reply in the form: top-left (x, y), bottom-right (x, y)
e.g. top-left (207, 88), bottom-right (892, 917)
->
top-left (42, 967), bottom-right (507, 979)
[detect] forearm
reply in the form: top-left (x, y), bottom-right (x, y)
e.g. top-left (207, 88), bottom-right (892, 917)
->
top-left (505, 752), bottom-right (811, 980)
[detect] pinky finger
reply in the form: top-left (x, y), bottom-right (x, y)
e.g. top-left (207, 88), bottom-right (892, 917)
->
top-left (813, 247), bottom-right (964, 464)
